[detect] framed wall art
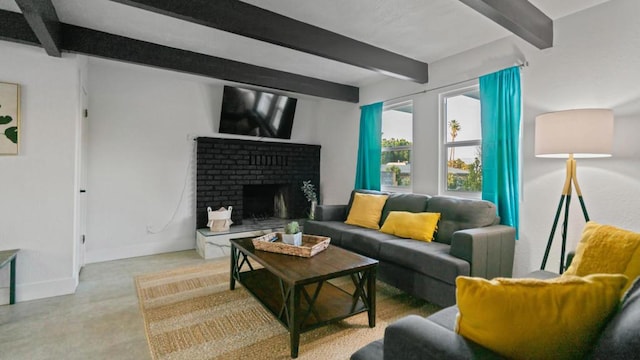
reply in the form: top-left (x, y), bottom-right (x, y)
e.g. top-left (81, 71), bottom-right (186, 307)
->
top-left (0, 82), bottom-right (20, 155)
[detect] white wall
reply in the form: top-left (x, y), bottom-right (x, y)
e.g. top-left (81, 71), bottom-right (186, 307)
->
top-left (317, 0), bottom-right (640, 277)
top-left (0, 41), bottom-right (82, 301)
top-left (85, 59), bottom-right (320, 263)
top-left (314, 99), bottom-right (360, 204)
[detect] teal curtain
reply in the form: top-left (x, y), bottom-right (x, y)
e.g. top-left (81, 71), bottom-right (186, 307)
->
top-left (479, 66), bottom-right (521, 238)
top-left (354, 102), bottom-right (383, 190)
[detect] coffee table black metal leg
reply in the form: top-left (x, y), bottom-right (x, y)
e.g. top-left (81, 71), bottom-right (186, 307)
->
top-left (290, 284), bottom-right (301, 358)
top-left (367, 267), bottom-right (376, 327)
top-left (229, 245), bottom-right (237, 290)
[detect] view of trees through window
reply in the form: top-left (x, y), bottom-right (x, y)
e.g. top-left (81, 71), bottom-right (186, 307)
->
top-left (443, 88), bottom-right (482, 193)
top-left (381, 102), bottom-right (412, 192)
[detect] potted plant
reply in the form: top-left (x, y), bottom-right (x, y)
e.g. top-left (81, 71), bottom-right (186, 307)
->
top-left (283, 221), bottom-right (302, 246)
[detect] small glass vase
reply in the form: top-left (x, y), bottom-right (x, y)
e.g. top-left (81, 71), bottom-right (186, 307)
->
top-left (309, 200), bottom-right (317, 220)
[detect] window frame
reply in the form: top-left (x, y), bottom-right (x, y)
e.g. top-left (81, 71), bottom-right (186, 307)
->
top-left (439, 84), bottom-right (482, 198)
top-left (380, 100), bottom-right (413, 194)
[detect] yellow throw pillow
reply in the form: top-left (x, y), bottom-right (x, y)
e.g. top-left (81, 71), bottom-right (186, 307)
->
top-left (624, 245), bottom-right (640, 294)
top-left (455, 274), bottom-right (627, 360)
top-left (380, 211), bottom-right (440, 242)
top-left (564, 221), bottom-right (640, 294)
top-left (344, 193), bottom-right (389, 230)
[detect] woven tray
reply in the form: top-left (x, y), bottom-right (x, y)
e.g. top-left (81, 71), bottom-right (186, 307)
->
top-left (252, 232), bottom-right (331, 258)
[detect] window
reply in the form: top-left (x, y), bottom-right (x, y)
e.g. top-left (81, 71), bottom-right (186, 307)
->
top-left (441, 85), bottom-right (482, 195)
top-left (381, 101), bottom-right (413, 193)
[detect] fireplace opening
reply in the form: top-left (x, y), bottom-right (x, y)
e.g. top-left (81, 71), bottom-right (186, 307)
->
top-left (243, 184), bottom-right (290, 220)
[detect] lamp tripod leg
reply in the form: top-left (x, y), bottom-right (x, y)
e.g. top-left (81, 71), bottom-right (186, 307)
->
top-left (559, 195), bottom-right (572, 274)
top-left (577, 196), bottom-right (590, 222)
top-left (540, 195), bottom-right (566, 270)
top-left (570, 157), bottom-right (591, 222)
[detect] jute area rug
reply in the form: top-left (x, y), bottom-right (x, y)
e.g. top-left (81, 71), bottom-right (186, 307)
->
top-left (135, 258), bottom-right (440, 360)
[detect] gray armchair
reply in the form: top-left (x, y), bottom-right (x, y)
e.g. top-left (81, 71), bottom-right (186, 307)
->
top-left (352, 270), bottom-right (640, 360)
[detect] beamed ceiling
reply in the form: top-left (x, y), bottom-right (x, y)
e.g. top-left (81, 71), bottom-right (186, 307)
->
top-left (0, 0), bottom-right (610, 103)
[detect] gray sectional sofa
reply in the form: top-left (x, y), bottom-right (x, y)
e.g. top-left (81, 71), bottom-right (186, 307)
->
top-left (304, 190), bottom-right (516, 307)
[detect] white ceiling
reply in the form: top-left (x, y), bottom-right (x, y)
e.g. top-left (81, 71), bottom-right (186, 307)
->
top-left (0, 0), bottom-right (611, 87)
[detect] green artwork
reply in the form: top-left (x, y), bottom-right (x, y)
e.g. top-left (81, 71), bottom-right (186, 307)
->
top-left (0, 83), bottom-right (19, 155)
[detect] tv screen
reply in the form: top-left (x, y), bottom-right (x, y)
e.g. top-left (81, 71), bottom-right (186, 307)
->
top-left (219, 85), bottom-right (297, 139)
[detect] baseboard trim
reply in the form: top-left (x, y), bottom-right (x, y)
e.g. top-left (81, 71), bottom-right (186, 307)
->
top-left (16, 277), bottom-right (77, 302)
top-left (85, 238), bottom-right (196, 264)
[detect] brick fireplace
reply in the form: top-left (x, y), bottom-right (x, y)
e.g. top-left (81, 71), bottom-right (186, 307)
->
top-left (196, 137), bottom-right (320, 228)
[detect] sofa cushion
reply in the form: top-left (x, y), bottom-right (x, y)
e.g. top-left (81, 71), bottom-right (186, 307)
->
top-left (380, 192), bottom-right (430, 225)
top-left (379, 239), bottom-right (470, 284)
top-left (590, 277), bottom-right (640, 358)
top-left (380, 211), bottom-right (440, 242)
top-left (427, 196), bottom-right (497, 245)
top-left (345, 193), bottom-right (389, 230)
top-left (340, 228), bottom-right (398, 259)
top-left (426, 305), bottom-right (459, 331)
top-left (455, 274), bottom-right (628, 360)
top-left (303, 220), bottom-right (360, 247)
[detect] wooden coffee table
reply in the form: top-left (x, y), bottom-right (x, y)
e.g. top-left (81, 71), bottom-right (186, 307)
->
top-left (230, 237), bottom-right (378, 358)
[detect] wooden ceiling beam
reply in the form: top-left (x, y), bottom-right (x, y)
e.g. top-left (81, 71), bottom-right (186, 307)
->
top-left (0, 9), bottom-right (40, 46)
top-left (14, 0), bottom-right (62, 56)
top-left (110, 0), bottom-right (429, 83)
top-left (459, 0), bottom-right (553, 49)
top-left (0, 10), bottom-right (358, 103)
top-left (61, 24), bottom-right (359, 102)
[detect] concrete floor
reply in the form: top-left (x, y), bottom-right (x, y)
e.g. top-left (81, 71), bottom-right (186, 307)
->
top-left (0, 250), bottom-right (209, 360)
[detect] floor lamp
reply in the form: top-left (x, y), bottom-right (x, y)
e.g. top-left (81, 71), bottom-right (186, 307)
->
top-left (535, 109), bottom-right (614, 274)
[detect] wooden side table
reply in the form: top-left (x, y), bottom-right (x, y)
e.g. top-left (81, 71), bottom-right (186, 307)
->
top-left (0, 249), bottom-right (19, 305)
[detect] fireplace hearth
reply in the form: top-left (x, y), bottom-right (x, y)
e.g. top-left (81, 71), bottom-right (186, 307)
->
top-left (196, 137), bottom-right (320, 227)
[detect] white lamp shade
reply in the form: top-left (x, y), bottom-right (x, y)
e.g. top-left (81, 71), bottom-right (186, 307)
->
top-left (535, 109), bottom-right (614, 158)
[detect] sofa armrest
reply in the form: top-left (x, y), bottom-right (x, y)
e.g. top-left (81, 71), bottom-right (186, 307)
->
top-left (384, 315), bottom-right (504, 360)
top-left (449, 225), bottom-right (516, 278)
top-left (315, 204), bottom-right (347, 221)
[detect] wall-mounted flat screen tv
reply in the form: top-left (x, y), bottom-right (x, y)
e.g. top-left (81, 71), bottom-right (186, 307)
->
top-left (219, 85), bottom-right (297, 139)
